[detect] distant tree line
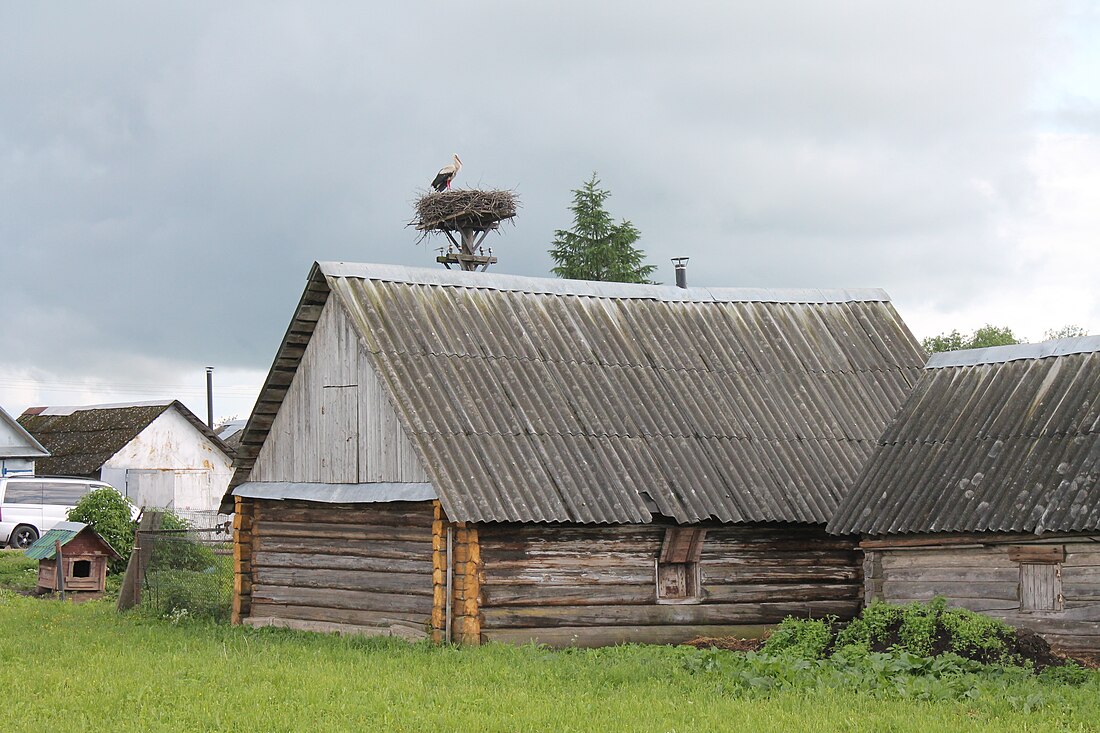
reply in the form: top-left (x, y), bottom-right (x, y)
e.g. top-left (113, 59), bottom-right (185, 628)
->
top-left (922, 324), bottom-right (1089, 354)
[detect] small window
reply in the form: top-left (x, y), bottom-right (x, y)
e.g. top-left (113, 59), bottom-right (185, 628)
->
top-left (71, 560), bottom-right (92, 579)
top-left (1009, 545), bottom-right (1065, 613)
top-left (657, 528), bottom-right (706, 603)
top-left (1019, 563), bottom-right (1063, 612)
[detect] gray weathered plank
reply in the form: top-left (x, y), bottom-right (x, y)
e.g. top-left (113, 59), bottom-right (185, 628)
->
top-left (253, 551), bottom-right (432, 574)
top-left (481, 624), bottom-right (772, 648)
top-left (255, 536), bottom-right (432, 560)
top-left (253, 567), bottom-right (432, 596)
top-left (481, 600), bottom-right (861, 629)
top-left (251, 584), bottom-right (432, 614)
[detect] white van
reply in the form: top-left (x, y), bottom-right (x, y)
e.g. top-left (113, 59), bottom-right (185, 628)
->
top-left (0, 476), bottom-right (135, 549)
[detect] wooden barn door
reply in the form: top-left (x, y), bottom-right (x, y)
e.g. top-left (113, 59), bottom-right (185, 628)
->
top-left (321, 385), bottom-right (359, 482)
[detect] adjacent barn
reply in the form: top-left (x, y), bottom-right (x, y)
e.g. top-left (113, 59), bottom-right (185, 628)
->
top-left (1, 404), bottom-right (49, 477)
top-left (829, 336), bottom-right (1100, 653)
top-left (20, 401), bottom-right (235, 514)
top-left (225, 262), bottom-right (924, 645)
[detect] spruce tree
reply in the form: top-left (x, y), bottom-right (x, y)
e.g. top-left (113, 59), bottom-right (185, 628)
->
top-left (549, 173), bottom-right (656, 284)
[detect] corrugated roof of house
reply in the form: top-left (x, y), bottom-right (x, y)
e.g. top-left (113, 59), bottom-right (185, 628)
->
top-left (828, 336), bottom-right (1100, 536)
top-left (230, 261), bottom-right (925, 525)
top-left (19, 401), bottom-right (233, 476)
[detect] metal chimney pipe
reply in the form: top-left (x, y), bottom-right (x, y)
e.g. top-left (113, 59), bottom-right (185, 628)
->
top-left (205, 367), bottom-right (214, 428)
top-left (672, 257), bottom-right (689, 289)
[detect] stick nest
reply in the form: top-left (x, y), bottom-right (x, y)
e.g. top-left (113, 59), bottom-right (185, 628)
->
top-left (413, 189), bottom-right (519, 232)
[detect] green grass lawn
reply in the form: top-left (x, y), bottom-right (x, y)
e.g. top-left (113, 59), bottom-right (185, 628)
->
top-left (1, 591), bottom-right (1099, 733)
top-left (0, 549), bottom-right (38, 591)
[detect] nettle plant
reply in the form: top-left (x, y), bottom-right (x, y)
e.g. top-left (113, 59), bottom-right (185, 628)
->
top-left (760, 598), bottom-right (1021, 665)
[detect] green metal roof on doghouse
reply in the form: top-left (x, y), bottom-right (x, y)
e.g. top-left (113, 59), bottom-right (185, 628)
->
top-left (24, 521), bottom-right (121, 561)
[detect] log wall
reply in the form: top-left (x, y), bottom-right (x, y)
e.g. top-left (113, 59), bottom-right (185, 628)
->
top-left (477, 523), bottom-right (862, 647)
top-left (232, 496), bottom-right (255, 623)
top-left (241, 499), bottom-right (435, 638)
top-left (431, 502), bottom-right (482, 645)
top-left (864, 535), bottom-right (1100, 653)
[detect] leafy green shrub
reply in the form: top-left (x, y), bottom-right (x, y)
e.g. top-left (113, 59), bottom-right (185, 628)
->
top-left (759, 616), bottom-right (835, 659)
top-left (835, 600), bottom-right (902, 649)
top-left (66, 488), bottom-right (136, 573)
top-left (897, 601), bottom-right (939, 657)
top-left (144, 566), bottom-right (232, 622)
top-left (833, 598), bottom-right (1017, 664)
top-left (149, 512), bottom-right (218, 572)
top-left (939, 605), bottom-right (1016, 659)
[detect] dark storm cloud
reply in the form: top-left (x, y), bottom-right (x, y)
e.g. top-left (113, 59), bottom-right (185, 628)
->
top-left (0, 1), bottom-right (1067, 380)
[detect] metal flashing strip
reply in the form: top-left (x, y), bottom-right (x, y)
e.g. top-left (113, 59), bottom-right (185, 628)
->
top-left (232, 481), bottom-right (438, 504)
top-left (317, 261), bottom-right (890, 304)
top-left (926, 335), bottom-right (1100, 369)
top-left (32, 401), bottom-right (173, 416)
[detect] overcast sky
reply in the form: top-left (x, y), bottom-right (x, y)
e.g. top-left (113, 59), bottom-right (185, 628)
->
top-left (2, 2), bottom-right (1098, 422)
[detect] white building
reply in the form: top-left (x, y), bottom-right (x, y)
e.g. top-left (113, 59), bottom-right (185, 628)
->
top-left (0, 404), bottom-right (49, 476)
top-left (19, 401), bottom-right (235, 513)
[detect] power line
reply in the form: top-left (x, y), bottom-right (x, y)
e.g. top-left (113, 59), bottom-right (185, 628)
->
top-left (0, 377), bottom-right (259, 397)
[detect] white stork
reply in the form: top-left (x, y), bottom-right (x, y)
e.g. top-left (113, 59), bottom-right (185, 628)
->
top-left (431, 154), bottom-right (462, 192)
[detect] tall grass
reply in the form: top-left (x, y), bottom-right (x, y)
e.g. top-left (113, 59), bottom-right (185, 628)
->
top-left (1, 592), bottom-right (1097, 732)
top-left (0, 550), bottom-right (37, 591)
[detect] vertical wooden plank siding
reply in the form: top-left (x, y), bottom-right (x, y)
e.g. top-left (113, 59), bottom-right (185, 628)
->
top-left (867, 537), bottom-right (1100, 653)
top-left (358, 352), bottom-right (428, 482)
top-left (477, 524), bottom-right (862, 647)
top-left (243, 500), bottom-right (435, 637)
top-left (320, 385), bottom-right (358, 483)
top-left (250, 298), bottom-right (428, 484)
top-left (863, 550), bottom-right (883, 605)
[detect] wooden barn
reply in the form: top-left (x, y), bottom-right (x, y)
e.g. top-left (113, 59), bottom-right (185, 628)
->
top-left (829, 336), bottom-right (1100, 653)
top-left (223, 262), bottom-right (924, 645)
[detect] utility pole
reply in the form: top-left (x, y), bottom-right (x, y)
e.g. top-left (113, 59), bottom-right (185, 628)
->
top-left (206, 366), bottom-right (214, 428)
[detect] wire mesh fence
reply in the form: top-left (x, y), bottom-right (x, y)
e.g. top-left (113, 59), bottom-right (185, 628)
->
top-left (125, 509), bottom-right (234, 622)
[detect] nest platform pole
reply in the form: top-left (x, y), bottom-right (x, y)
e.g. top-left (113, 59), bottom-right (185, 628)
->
top-left (436, 224), bottom-right (499, 272)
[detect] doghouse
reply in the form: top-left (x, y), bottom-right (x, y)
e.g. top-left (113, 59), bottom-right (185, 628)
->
top-left (25, 521), bottom-right (120, 596)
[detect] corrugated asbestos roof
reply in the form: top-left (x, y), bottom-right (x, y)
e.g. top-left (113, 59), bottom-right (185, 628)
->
top-left (828, 338), bottom-right (1100, 536)
top-left (230, 262), bottom-right (925, 525)
top-left (19, 401), bottom-right (233, 476)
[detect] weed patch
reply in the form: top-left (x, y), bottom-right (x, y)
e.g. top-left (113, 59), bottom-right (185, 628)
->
top-left (760, 598), bottom-right (1065, 670)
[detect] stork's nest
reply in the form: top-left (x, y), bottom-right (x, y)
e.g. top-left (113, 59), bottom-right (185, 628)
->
top-left (412, 189), bottom-right (519, 233)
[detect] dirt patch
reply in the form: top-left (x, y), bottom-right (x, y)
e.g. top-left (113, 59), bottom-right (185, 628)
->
top-left (1059, 651), bottom-right (1100, 669)
top-left (682, 636), bottom-right (765, 653)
